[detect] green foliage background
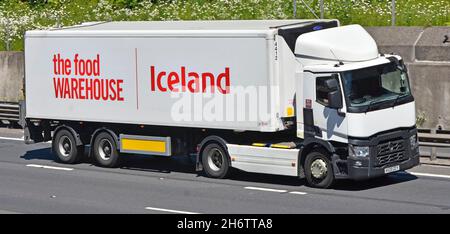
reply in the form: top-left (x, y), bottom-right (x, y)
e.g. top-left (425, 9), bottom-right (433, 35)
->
top-left (0, 0), bottom-right (449, 51)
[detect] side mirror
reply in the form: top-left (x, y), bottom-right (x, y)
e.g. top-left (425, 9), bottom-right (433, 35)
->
top-left (324, 75), bottom-right (339, 91)
top-left (388, 56), bottom-right (400, 65)
top-left (328, 90), bottom-right (343, 109)
top-left (388, 56), bottom-right (407, 73)
top-left (316, 74), bottom-right (344, 112)
top-left (326, 74), bottom-right (342, 109)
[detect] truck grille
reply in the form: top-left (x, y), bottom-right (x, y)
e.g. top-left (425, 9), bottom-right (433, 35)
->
top-left (376, 139), bottom-right (406, 166)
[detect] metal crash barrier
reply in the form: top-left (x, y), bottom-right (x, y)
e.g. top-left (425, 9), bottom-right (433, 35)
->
top-left (419, 129), bottom-right (450, 161)
top-left (0, 103), bottom-right (20, 123)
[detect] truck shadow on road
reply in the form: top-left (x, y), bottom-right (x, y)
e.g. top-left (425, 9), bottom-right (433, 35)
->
top-left (223, 170), bottom-right (418, 190)
top-left (331, 173), bottom-right (418, 191)
top-left (20, 147), bottom-right (53, 160)
top-left (105, 154), bottom-right (420, 190)
top-left (20, 147), bottom-right (418, 190)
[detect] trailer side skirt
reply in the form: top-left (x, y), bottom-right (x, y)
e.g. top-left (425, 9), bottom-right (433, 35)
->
top-left (226, 144), bottom-right (299, 177)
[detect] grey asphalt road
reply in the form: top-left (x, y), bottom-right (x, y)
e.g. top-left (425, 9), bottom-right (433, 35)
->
top-left (0, 128), bottom-right (450, 214)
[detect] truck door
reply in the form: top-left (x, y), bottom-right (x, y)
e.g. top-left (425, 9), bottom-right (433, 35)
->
top-left (298, 72), bottom-right (348, 143)
top-left (314, 73), bottom-right (348, 143)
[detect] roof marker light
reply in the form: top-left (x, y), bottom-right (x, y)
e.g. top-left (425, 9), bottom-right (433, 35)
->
top-left (313, 25), bottom-right (323, 31)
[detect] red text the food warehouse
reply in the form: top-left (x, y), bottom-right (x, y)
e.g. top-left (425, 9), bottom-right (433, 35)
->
top-left (52, 54), bottom-right (124, 101)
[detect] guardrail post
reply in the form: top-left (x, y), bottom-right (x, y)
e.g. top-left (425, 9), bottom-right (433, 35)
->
top-left (4, 18), bottom-right (11, 51)
top-left (391, 0), bottom-right (396, 26)
top-left (320, 0), bottom-right (324, 19)
top-left (293, 0), bottom-right (297, 18)
top-left (431, 128), bottom-right (437, 161)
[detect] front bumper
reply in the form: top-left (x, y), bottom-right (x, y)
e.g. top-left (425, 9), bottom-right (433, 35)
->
top-left (334, 127), bottom-right (420, 180)
top-left (347, 151), bottom-right (419, 180)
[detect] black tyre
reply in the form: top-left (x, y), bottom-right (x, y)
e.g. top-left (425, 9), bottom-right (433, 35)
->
top-left (304, 149), bottom-right (335, 188)
top-left (52, 129), bottom-right (84, 164)
top-left (201, 143), bottom-right (230, 179)
top-left (92, 132), bottom-right (120, 168)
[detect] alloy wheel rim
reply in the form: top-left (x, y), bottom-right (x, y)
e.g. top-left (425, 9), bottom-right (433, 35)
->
top-left (311, 158), bottom-right (328, 179)
top-left (207, 148), bottom-right (223, 172)
top-left (98, 139), bottom-right (113, 161)
top-left (58, 136), bottom-right (72, 157)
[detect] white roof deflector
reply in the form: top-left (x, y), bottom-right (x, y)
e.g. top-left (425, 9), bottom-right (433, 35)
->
top-left (295, 25), bottom-right (379, 62)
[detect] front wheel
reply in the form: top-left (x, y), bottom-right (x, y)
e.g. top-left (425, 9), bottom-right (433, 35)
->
top-left (304, 149), bottom-right (335, 188)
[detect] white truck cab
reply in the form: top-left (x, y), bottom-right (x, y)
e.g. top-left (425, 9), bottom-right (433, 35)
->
top-left (291, 25), bottom-right (418, 185)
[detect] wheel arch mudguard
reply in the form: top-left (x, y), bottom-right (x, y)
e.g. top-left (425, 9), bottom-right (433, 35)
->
top-left (54, 125), bottom-right (84, 146)
top-left (298, 138), bottom-right (336, 178)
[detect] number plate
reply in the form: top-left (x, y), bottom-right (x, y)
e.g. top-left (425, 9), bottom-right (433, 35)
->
top-left (384, 165), bottom-right (400, 174)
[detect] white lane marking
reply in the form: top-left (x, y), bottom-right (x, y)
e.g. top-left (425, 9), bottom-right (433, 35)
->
top-left (0, 136), bottom-right (24, 141)
top-left (419, 164), bottom-right (450, 169)
top-left (145, 207), bottom-right (199, 214)
top-left (0, 136), bottom-right (51, 144)
top-left (26, 164), bottom-right (74, 171)
top-left (289, 191), bottom-right (308, 195)
top-left (408, 172), bottom-right (450, 179)
top-left (0, 209), bottom-right (21, 214)
top-left (244, 186), bottom-right (287, 193)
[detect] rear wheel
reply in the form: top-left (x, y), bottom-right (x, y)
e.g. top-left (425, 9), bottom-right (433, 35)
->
top-left (304, 149), bottom-right (335, 188)
top-left (93, 132), bottom-right (120, 168)
top-left (52, 129), bottom-right (84, 164)
top-left (201, 143), bottom-right (230, 179)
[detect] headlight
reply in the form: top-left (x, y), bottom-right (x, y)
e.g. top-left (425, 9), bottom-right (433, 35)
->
top-left (349, 145), bottom-right (369, 157)
top-left (410, 134), bottom-right (419, 149)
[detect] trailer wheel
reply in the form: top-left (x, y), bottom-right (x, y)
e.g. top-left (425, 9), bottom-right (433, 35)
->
top-left (93, 132), bottom-right (120, 168)
top-left (53, 129), bottom-right (84, 164)
top-left (304, 149), bottom-right (335, 188)
top-left (201, 143), bottom-right (230, 179)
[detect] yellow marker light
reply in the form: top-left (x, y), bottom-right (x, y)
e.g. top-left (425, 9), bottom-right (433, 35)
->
top-left (121, 139), bottom-right (166, 153)
top-left (286, 107), bottom-right (294, 117)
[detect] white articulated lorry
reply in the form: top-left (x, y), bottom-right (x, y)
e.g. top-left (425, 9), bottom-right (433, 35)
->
top-left (21, 20), bottom-right (419, 188)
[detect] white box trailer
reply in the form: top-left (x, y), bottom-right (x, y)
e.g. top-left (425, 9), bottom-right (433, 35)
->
top-left (25, 20), bottom-right (337, 132)
top-left (22, 20), bottom-right (419, 188)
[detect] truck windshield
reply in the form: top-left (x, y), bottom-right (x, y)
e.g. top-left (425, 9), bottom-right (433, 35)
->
top-left (341, 61), bottom-right (412, 112)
